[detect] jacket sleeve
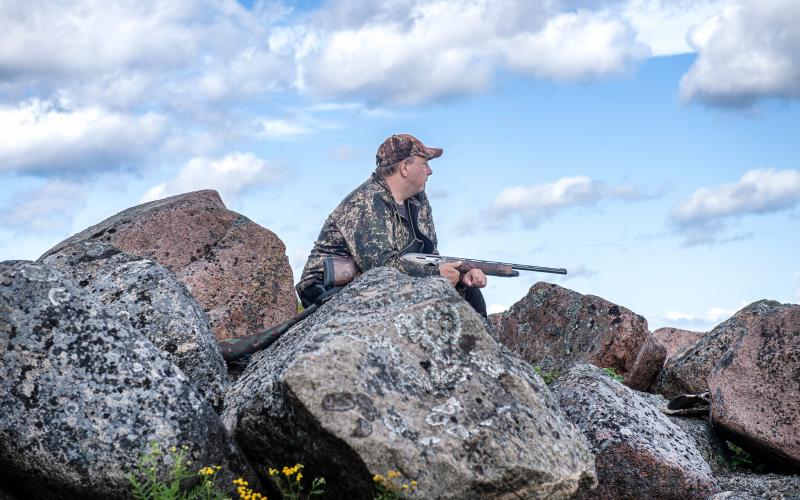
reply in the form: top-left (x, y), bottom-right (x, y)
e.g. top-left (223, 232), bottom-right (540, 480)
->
top-left (337, 194), bottom-right (440, 278)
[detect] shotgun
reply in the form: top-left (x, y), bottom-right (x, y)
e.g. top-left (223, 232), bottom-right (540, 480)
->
top-left (323, 252), bottom-right (567, 288)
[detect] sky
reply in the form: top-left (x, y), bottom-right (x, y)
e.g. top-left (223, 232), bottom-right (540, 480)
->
top-left (1, 0), bottom-right (798, 332)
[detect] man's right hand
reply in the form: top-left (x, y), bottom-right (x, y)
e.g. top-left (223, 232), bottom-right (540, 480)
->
top-left (438, 261), bottom-right (462, 286)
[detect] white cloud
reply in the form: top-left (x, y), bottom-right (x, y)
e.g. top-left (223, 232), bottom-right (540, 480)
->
top-left (258, 115), bottom-right (340, 139)
top-left (298, 1), bottom-right (652, 104)
top-left (561, 264), bottom-right (597, 280)
top-left (679, 0), bottom-right (800, 107)
top-left (499, 9), bottom-right (650, 80)
top-left (490, 175), bottom-right (652, 226)
top-left (0, 0), bottom-right (292, 109)
top-left (671, 168), bottom-right (800, 244)
top-left (0, 180), bottom-right (88, 233)
top-left (0, 100), bottom-right (167, 176)
top-left (662, 303), bottom-right (745, 329)
top-left (621, 0), bottom-right (727, 56)
top-left (140, 152), bottom-right (285, 204)
top-left (487, 303), bottom-right (509, 315)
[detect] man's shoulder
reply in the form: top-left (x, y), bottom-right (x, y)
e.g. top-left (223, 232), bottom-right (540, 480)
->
top-left (334, 175), bottom-right (391, 215)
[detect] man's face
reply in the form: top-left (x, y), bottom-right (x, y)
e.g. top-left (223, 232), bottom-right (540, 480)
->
top-left (403, 154), bottom-right (432, 194)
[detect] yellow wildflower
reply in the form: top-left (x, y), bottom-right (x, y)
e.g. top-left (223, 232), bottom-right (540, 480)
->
top-left (388, 470), bottom-right (401, 479)
top-left (373, 474), bottom-right (385, 483)
top-left (411, 480), bottom-right (418, 487)
top-left (268, 467), bottom-right (278, 476)
top-left (296, 472), bottom-right (303, 482)
top-left (199, 466), bottom-right (217, 476)
top-left (402, 484), bottom-right (409, 490)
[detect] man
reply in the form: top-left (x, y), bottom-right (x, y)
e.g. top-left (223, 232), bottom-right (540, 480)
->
top-left (296, 133), bottom-right (488, 315)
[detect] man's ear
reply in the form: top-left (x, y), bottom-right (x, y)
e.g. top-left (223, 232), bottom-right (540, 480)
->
top-left (399, 160), bottom-right (409, 178)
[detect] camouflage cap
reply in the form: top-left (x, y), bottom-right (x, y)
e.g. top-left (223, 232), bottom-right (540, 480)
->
top-left (376, 134), bottom-right (443, 168)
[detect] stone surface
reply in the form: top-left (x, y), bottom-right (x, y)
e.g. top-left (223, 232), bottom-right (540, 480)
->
top-left (39, 190), bottom-right (295, 340)
top-left (223, 267), bottom-right (597, 499)
top-left (652, 303), bottom-right (760, 399)
top-left (41, 240), bottom-right (227, 410)
top-left (490, 282), bottom-right (650, 385)
top-left (653, 327), bottom-right (706, 361)
top-left (626, 332), bottom-right (667, 391)
top-left (552, 363), bottom-right (719, 499)
top-left (716, 472), bottom-right (800, 500)
top-left (0, 261), bottom-right (256, 499)
top-left (639, 392), bottom-right (729, 474)
top-left (708, 301), bottom-right (800, 473)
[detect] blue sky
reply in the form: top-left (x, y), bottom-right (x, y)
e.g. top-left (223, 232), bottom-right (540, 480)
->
top-left (1, 0), bottom-right (798, 331)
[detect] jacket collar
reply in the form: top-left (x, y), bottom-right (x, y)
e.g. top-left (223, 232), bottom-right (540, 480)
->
top-left (370, 172), bottom-right (422, 208)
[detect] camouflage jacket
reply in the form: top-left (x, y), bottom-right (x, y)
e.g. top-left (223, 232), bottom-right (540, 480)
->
top-left (296, 173), bottom-right (440, 299)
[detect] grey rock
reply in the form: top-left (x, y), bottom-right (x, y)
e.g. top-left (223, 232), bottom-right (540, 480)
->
top-left (552, 363), bottom-right (719, 499)
top-left (0, 261), bottom-right (256, 499)
top-left (710, 492), bottom-right (764, 500)
top-left (222, 267), bottom-right (597, 499)
top-left (41, 241), bottom-right (227, 410)
top-left (716, 472), bottom-right (800, 500)
top-left (639, 392), bottom-right (729, 474)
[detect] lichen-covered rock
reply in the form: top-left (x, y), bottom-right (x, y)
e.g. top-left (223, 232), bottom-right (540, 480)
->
top-left (0, 261), bottom-right (256, 499)
top-left (716, 471), bottom-right (800, 499)
top-left (490, 282), bottom-right (650, 385)
top-left (39, 190), bottom-right (295, 340)
top-left (222, 267), bottom-right (596, 499)
top-left (41, 240), bottom-right (227, 409)
top-left (707, 301), bottom-right (800, 473)
top-left (638, 393), bottom-right (728, 474)
top-left (552, 363), bottom-right (719, 499)
top-left (626, 333), bottom-right (667, 391)
top-left (653, 301), bottom-right (787, 400)
top-left (653, 327), bottom-right (705, 361)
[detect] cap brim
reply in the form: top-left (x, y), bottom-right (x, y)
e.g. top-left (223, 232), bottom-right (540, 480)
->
top-left (421, 147), bottom-right (443, 160)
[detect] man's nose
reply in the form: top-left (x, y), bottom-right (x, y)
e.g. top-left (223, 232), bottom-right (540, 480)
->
top-left (426, 166), bottom-right (432, 176)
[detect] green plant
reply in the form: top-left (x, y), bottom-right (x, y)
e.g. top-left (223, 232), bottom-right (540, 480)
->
top-left (267, 464), bottom-right (325, 500)
top-left (127, 443), bottom-right (227, 500)
top-left (533, 365), bottom-right (559, 385)
top-left (373, 470), bottom-right (417, 499)
top-left (601, 367), bottom-right (624, 383)
top-left (726, 441), bottom-right (767, 473)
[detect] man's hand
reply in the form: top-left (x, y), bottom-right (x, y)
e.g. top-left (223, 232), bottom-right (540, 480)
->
top-left (438, 261), bottom-right (462, 286)
top-left (460, 268), bottom-right (487, 288)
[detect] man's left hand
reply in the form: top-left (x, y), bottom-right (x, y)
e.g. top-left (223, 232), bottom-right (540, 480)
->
top-left (460, 268), bottom-right (487, 288)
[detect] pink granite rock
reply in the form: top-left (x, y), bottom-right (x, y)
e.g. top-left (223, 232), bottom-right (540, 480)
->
top-left (40, 190), bottom-right (296, 341)
top-left (490, 282), bottom-right (651, 384)
top-left (653, 327), bottom-right (705, 362)
top-left (626, 333), bottom-right (667, 391)
top-left (708, 300), bottom-right (800, 473)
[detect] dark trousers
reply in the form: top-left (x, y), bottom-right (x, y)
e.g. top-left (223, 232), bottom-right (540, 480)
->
top-left (464, 286), bottom-right (487, 317)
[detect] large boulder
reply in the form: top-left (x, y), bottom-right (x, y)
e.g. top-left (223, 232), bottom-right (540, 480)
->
top-left (638, 393), bottom-right (728, 474)
top-left (0, 261), bottom-right (256, 499)
top-left (716, 471), bottom-right (800, 499)
top-left (39, 190), bottom-right (295, 340)
top-left (626, 333), bottom-right (667, 391)
top-left (552, 363), bottom-right (719, 499)
top-left (40, 240), bottom-right (227, 410)
top-left (222, 267), bottom-right (597, 499)
top-left (490, 282), bottom-right (652, 386)
top-left (653, 327), bottom-right (705, 361)
top-left (653, 301), bottom-right (783, 400)
top-left (708, 301), bottom-right (800, 473)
